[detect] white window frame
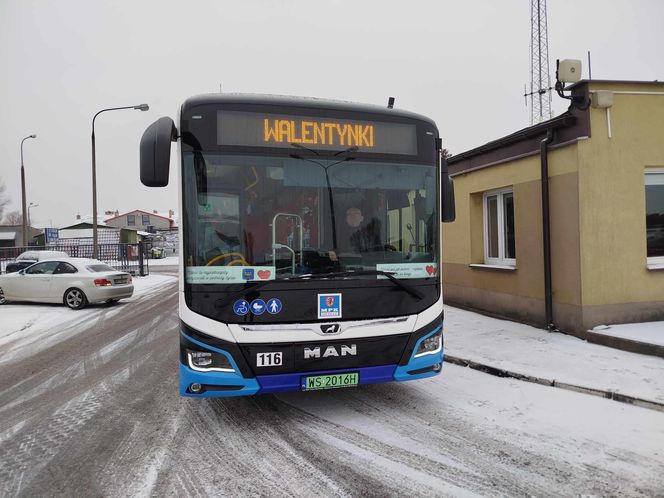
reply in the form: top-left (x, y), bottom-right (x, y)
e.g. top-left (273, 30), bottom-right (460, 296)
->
top-left (483, 188), bottom-right (516, 267)
top-left (645, 168), bottom-right (664, 267)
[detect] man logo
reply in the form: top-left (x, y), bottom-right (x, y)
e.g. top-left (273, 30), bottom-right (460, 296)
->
top-left (325, 296), bottom-right (335, 307)
top-left (320, 324), bottom-right (340, 334)
top-left (304, 344), bottom-right (357, 359)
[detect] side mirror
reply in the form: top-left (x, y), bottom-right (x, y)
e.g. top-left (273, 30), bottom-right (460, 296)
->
top-left (140, 117), bottom-right (177, 187)
top-left (436, 138), bottom-right (456, 223)
top-left (18, 269), bottom-right (25, 275)
top-left (441, 173), bottom-right (456, 223)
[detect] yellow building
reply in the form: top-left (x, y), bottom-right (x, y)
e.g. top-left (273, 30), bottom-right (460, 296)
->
top-left (443, 80), bottom-right (664, 335)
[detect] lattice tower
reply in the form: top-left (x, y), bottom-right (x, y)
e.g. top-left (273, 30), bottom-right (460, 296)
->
top-left (529, 0), bottom-right (553, 124)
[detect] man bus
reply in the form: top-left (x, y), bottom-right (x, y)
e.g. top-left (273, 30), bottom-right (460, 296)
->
top-left (140, 94), bottom-right (455, 397)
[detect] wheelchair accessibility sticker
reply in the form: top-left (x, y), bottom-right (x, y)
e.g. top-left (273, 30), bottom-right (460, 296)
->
top-left (233, 300), bottom-right (250, 316)
top-left (318, 293), bottom-right (342, 319)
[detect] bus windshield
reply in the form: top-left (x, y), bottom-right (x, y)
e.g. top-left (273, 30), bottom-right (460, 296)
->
top-left (183, 153), bottom-right (439, 285)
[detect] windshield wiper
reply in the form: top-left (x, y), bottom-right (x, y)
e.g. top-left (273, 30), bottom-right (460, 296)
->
top-left (285, 270), bottom-right (425, 300)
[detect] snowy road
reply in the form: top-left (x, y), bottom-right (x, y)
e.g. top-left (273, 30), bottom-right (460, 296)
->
top-left (1, 271), bottom-right (663, 497)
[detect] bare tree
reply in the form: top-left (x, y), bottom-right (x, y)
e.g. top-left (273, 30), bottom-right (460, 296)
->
top-left (4, 210), bottom-right (22, 225)
top-left (0, 177), bottom-right (9, 222)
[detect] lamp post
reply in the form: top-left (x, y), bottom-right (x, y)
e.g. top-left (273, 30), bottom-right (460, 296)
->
top-left (20, 134), bottom-right (37, 246)
top-left (28, 202), bottom-right (39, 230)
top-left (91, 104), bottom-right (149, 258)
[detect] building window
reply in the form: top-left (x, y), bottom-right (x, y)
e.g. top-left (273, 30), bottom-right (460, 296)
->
top-left (645, 169), bottom-right (664, 264)
top-left (142, 214), bottom-right (150, 226)
top-left (127, 214), bottom-right (135, 226)
top-left (483, 189), bottom-right (515, 266)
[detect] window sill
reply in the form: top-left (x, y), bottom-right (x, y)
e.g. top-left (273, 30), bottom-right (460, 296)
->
top-left (647, 263), bottom-right (664, 271)
top-left (469, 263), bottom-right (517, 271)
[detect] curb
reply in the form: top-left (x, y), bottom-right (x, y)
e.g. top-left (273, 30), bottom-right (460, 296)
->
top-left (445, 355), bottom-right (664, 413)
top-left (582, 331), bottom-right (664, 359)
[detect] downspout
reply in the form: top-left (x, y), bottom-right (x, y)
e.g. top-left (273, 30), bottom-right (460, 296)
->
top-left (540, 129), bottom-right (558, 332)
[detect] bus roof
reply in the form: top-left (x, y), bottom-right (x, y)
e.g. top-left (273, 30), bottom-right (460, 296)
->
top-left (181, 93), bottom-right (437, 127)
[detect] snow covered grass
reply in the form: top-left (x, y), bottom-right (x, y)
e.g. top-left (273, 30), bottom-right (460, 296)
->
top-left (444, 305), bottom-right (664, 403)
top-left (0, 273), bottom-right (177, 365)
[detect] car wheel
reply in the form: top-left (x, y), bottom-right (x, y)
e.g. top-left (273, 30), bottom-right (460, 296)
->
top-left (64, 288), bottom-right (87, 310)
top-left (0, 288), bottom-right (6, 305)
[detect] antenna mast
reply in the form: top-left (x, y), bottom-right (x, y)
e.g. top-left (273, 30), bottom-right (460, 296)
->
top-left (527, 0), bottom-right (553, 124)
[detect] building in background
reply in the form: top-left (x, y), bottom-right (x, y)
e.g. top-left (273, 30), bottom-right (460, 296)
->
top-left (442, 80), bottom-right (664, 334)
top-left (0, 226), bottom-right (41, 248)
top-left (105, 209), bottom-right (177, 232)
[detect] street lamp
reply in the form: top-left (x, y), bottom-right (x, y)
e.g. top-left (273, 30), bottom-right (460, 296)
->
top-left (20, 134), bottom-right (37, 247)
top-left (91, 104), bottom-right (149, 258)
top-left (28, 202), bottom-right (39, 230)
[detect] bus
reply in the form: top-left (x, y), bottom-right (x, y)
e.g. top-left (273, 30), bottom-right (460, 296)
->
top-left (140, 94), bottom-right (455, 397)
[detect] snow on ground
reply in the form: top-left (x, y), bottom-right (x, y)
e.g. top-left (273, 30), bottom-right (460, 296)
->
top-left (444, 305), bottom-right (664, 404)
top-left (0, 273), bottom-right (177, 366)
top-left (281, 364), bottom-right (664, 495)
top-left (147, 256), bottom-right (179, 267)
top-left (592, 321), bottom-right (664, 347)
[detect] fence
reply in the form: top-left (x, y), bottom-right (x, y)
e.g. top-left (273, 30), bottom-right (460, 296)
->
top-left (0, 242), bottom-right (150, 276)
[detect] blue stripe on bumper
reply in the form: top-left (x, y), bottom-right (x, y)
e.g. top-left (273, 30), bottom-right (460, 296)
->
top-left (257, 365), bottom-right (397, 394)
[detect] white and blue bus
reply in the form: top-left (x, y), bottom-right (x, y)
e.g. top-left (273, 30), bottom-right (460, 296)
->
top-left (140, 94), bottom-right (455, 397)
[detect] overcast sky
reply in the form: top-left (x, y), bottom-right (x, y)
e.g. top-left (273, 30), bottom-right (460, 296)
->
top-left (1, 0), bottom-right (663, 228)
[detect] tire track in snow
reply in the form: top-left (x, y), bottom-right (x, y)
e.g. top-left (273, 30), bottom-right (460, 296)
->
top-left (0, 282), bottom-right (179, 496)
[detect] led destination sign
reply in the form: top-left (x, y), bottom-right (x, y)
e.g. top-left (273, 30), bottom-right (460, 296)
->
top-left (264, 119), bottom-right (374, 148)
top-left (217, 111), bottom-right (417, 155)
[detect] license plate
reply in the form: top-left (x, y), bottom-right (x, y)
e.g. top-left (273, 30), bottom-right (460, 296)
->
top-left (301, 372), bottom-right (359, 391)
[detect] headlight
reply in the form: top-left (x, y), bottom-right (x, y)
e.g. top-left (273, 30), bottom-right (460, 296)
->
top-left (187, 349), bottom-right (235, 372)
top-left (414, 329), bottom-right (442, 357)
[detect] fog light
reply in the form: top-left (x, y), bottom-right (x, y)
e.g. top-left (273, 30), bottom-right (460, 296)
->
top-left (414, 329), bottom-right (443, 357)
top-left (189, 382), bottom-right (203, 394)
top-left (433, 363), bottom-right (442, 372)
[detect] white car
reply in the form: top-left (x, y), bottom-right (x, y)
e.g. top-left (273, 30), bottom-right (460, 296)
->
top-left (5, 250), bottom-right (69, 273)
top-left (0, 257), bottom-right (134, 309)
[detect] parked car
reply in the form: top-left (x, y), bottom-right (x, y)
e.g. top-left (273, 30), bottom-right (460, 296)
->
top-left (0, 257), bottom-right (133, 309)
top-left (4, 250), bottom-right (69, 274)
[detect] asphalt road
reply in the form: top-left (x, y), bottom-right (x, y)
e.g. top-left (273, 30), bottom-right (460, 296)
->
top-left (1, 268), bottom-right (662, 497)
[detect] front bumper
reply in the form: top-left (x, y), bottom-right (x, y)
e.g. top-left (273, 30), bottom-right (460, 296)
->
top-left (179, 318), bottom-right (444, 398)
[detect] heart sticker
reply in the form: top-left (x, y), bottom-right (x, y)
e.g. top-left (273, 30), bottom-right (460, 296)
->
top-left (425, 265), bottom-right (436, 276)
top-left (257, 270), bottom-right (272, 279)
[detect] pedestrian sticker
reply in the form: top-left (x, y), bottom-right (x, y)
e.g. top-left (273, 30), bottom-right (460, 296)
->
top-left (250, 299), bottom-right (266, 315)
top-left (233, 299), bottom-right (250, 316)
top-left (318, 293), bottom-right (342, 319)
top-left (266, 298), bottom-right (282, 315)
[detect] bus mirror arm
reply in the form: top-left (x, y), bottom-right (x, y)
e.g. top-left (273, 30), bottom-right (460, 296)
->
top-left (437, 138), bottom-right (456, 223)
top-left (140, 117), bottom-right (177, 187)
